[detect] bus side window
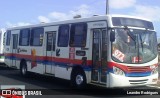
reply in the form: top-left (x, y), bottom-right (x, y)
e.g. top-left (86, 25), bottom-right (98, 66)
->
top-left (30, 28), bottom-right (44, 46)
top-left (19, 29), bottom-right (30, 46)
top-left (70, 23), bottom-right (87, 47)
top-left (58, 25), bottom-right (69, 47)
top-left (6, 30), bottom-right (11, 46)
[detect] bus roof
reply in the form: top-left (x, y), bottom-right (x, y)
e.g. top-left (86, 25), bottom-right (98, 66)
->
top-left (7, 14), bottom-right (153, 30)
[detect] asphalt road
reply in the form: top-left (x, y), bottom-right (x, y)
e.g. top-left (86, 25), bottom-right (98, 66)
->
top-left (0, 64), bottom-right (159, 98)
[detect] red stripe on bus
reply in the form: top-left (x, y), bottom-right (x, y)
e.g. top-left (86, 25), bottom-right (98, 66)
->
top-left (5, 53), bottom-right (92, 66)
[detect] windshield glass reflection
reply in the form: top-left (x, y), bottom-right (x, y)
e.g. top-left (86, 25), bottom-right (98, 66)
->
top-left (112, 28), bottom-right (157, 64)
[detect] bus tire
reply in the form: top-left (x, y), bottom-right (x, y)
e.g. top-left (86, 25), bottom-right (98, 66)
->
top-left (71, 70), bottom-right (86, 89)
top-left (20, 61), bottom-right (28, 77)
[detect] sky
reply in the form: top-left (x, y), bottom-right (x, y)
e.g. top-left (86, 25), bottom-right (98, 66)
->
top-left (0, 0), bottom-right (160, 37)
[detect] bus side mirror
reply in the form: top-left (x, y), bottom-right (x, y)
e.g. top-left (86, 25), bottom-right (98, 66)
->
top-left (110, 30), bottom-right (115, 42)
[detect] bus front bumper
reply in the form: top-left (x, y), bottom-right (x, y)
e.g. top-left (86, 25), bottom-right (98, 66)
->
top-left (109, 73), bottom-right (158, 88)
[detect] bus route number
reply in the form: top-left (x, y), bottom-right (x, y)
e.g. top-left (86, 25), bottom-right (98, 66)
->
top-left (113, 49), bottom-right (125, 62)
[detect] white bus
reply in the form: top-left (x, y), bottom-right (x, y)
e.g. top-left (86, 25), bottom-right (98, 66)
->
top-left (4, 15), bottom-right (158, 88)
top-left (0, 29), bottom-right (5, 63)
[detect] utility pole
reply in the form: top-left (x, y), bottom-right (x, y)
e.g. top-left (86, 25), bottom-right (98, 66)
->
top-left (106, 0), bottom-right (109, 15)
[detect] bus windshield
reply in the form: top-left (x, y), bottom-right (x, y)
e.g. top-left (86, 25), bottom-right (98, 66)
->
top-left (112, 28), bottom-right (157, 64)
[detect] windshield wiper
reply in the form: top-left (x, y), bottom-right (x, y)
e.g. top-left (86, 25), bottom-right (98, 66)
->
top-left (124, 26), bottom-right (136, 42)
top-left (124, 26), bottom-right (142, 63)
top-left (124, 26), bottom-right (137, 49)
top-left (139, 34), bottom-right (144, 52)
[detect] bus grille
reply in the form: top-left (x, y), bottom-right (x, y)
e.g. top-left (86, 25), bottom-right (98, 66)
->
top-left (127, 66), bottom-right (150, 73)
top-left (129, 79), bottom-right (148, 84)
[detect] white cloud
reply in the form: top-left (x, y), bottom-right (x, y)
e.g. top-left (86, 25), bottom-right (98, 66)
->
top-left (109, 0), bottom-right (160, 22)
top-left (48, 12), bottom-right (70, 21)
top-left (70, 4), bottom-right (93, 17)
top-left (110, 0), bottom-right (136, 9)
top-left (38, 16), bottom-right (50, 23)
top-left (5, 4), bottom-right (93, 28)
top-left (38, 4), bottom-right (93, 22)
top-left (6, 22), bottom-right (31, 27)
top-left (108, 0), bottom-right (160, 22)
top-left (131, 5), bottom-right (160, 22)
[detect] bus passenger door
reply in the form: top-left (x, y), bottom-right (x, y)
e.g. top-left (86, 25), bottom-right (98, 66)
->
top-left (91, 29), bottom-right (107, 84)
top-left (11, 33), bottom-right (18, 67)
top-left (45, 31), bottom-right (56, 74)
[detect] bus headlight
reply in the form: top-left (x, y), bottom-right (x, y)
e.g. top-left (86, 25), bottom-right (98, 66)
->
top-left (113, 66), bottom-right (125, 76)
top-left (151, 66), bottom-right (158, 75)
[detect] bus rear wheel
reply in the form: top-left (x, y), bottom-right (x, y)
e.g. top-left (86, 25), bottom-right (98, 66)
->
top-left (71, 70), bottom-right (86, 88)
top-left (20, 61), bottom-right (28, 77)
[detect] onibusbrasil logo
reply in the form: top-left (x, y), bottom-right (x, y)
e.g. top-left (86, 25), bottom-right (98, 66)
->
top-left (0, 85), bottom-right (42, 98)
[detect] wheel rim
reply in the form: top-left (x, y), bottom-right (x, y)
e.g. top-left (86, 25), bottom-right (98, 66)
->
top-left (22, 66), bottom-right (26, 75)
top-left (76, 75), bottom-right (84, 85)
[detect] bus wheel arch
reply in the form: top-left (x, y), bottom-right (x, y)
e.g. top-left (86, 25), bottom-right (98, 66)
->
top-left (20, 59), bottom-right (28, 77)
top-left (71, 66), bottom-right (86, 88)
